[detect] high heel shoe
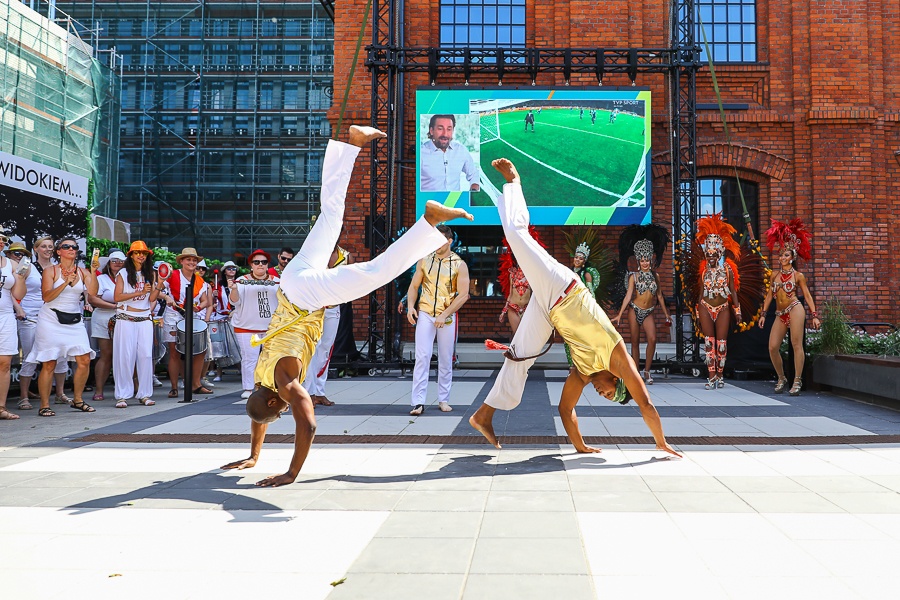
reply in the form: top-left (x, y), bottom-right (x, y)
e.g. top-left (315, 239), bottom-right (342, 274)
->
top-left (705, 377), bottom-right (717, 390)
top-left (773, 376), bottom-right (788, 394)
top-left (789, 377), bottom-right (802, 396)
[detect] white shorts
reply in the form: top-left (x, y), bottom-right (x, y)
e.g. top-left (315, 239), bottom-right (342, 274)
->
top-left (91, 308), bottom-right (116, 340)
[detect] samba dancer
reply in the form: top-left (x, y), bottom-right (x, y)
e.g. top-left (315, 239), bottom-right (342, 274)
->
top-left (759, 219), bottom-right (819, 395)
top-left (221, 126), bottom-right (474, 487)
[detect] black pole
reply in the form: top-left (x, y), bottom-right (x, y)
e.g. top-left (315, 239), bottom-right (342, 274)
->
top-left (180, 273), bottom-right (196, 403)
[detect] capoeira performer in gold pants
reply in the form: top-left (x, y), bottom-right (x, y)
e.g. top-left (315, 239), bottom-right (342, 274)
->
top-left (470, 159), bottom-right (680, 458)
top-left (221, 125), bottom-right (474, 487)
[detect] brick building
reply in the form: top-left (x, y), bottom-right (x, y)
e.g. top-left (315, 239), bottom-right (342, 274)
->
top-left (328, 0), bottom-right (900, 345)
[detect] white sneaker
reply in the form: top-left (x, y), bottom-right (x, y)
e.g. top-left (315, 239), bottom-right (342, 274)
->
top-left (213, 376), bottom-right (221, 382)
top-left (152, 376), bottom-right (163, 388)
top-left (201, 378), bottom-right (215, 388)
top-left (206, 371), bottom-right (216, 378)
top-left (241, 390), bottom-right (252, 399)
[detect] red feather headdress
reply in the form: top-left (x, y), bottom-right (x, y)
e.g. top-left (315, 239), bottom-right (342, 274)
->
top-left (695, 213), bottom-right (740, 261)
top-left (765, 218), bottom-right (812, 262)
top-left (498, 225), bottom-right (545, 298)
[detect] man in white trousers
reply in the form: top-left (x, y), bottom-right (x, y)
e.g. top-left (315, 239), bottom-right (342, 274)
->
top-left (468, 158), bottom-right (681, 459)
top-left (221, 125), bottom-right (474, 487)
top-left (406, 224), bottom-right (470, 415)
top-left (229, 248), bottom-right (280, 399)
top-left (303, 244), bottom-right (350, 406)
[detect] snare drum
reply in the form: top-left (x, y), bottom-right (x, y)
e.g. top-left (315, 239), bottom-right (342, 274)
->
top-left (207, 320), bottom-right (229, 360)
top-left (214, 320), bottom-right (242, 367)
top-left (176, 318), bottom-right (209, 355)
top-left (152, 318), bottom-right (167, 363)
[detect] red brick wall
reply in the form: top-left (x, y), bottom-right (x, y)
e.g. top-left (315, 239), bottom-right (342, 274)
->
top-left (330, 1), bottom-right (900, 345)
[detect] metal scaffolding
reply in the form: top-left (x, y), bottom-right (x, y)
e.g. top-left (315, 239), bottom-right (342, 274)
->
top-left (55, 0), bottom-right (335, 256)
top-left (363, 0), bottom-right (702, 367)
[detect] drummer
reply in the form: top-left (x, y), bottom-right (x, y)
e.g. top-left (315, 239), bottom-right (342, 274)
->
top-left (160, 247), bottom-right (212, 397)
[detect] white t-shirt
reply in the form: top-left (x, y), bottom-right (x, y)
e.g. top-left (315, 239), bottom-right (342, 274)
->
top-left (96, 273), bottom-right (117, 304)
top-left (230, 275), bottom-right (280, 332)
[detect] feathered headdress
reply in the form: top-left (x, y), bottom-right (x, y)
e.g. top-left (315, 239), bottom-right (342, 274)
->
top-left (695, 213), bottom-right (740, 261)
top-left (618, 224), bottom-right (670, 270)
top-left (765, 218), bottom-right (812, 262)
top-left (498, 226), bottom-right (546, 298)
top-left (564, 226), bottom-right (602, 264)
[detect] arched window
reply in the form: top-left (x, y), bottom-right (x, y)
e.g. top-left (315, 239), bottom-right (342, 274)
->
top-left (697, 177), bottom-right (759, 239)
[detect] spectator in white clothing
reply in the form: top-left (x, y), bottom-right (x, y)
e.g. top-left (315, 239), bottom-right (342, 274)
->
top-left (87, 250), bottom-right (126, 401)
top-left (0, 232), bottom-right (28, 420)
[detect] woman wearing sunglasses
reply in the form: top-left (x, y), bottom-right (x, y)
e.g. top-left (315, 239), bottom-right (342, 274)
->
top-left (0, 232), bottom-right (28, 420)
top-left (24, 238), bottom-right (98, 416)
top-left (16, 236), bottom-right (70, 406)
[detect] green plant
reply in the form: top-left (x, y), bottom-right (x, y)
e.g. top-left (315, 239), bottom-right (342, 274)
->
top-left (818, 297), bottom-right (857, 355)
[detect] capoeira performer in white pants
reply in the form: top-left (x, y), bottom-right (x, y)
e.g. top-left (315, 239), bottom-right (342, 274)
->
top-left (221, 125), bottom-right (474, 487)
top-left (302, 245), bottom-right (349, 406)
top-left (469, 158), bottom-right (680, 458)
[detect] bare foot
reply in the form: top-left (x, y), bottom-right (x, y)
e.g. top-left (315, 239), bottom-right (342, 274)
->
top-left (424, 200), bottom-right (474, 226)
top-left (491, 158), bottom-right (520, 183)
top-left (575, 445), bottom-right (602, 454)
top-left (348, 125), bottom-right (386, 147)
top-left (469, 406), bottom-right (501, 449)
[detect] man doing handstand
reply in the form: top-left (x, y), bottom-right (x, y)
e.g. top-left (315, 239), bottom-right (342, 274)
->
top-left (221, 125), bottom-right (474, 486)
top-left (470, 158), bottom-right (680, 458)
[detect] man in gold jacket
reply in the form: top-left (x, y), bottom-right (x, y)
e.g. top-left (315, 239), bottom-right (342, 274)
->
top-left (221, 125), bottom-right (473, 487)
top-left (469, 158), bottom-right (681, 459)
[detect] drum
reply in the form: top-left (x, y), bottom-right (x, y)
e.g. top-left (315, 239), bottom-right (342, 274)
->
top-left (214, 320), bottom-right (242, 367)
top-left (207, 320), bottom-right (230, 360)
top-left (176, 318), bottom-right (209, 355)
top-left (152, 318), bottom-right (167, 363)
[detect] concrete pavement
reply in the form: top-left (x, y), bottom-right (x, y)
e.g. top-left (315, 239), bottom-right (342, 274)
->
top-left (1, 365), bottom-right (900, 600)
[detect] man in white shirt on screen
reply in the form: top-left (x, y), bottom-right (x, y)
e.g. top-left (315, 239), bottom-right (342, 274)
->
top-left (420, 114), bottom-right (481, 192)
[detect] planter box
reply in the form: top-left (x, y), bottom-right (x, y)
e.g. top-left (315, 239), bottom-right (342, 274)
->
top-left (813, 354), bottom-right (900, 402)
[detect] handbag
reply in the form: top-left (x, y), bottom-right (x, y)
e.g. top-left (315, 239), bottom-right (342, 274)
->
top-left (52, 309), bottom-right (82, 325)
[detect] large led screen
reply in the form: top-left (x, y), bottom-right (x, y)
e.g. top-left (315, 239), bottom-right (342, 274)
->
top-left (416, 87), bottom-right (651, 226)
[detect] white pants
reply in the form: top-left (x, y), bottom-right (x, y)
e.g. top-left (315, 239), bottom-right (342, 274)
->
top-left (236, 331), bottom-right (262, 391)
top-left (303, 306), bottom-right (340, 396)
top-left (17, 315), bottom-right (68, 378)
top-left (279, 139), bottom-right (448, 312)
top-left (113, 318), bottom-right (154, 401)
top-left (485, 181), bottom-right (577, 410)
top-left (411, 312), bottom-right (457, 406)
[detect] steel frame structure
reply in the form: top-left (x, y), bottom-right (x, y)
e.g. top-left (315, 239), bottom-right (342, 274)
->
top-left (362, 0), bottom-right (702, 368)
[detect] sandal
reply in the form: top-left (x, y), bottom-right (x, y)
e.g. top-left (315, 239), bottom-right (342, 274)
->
top-left (139, 397), bottom-right (156, 406)
top-left (773, 376), bottom-right (788, 394)
top-left (789, 377), bottom-right (802, 396)
top-left (115, 400), bottom-right (128, 409)
top-left (0, 407), bottom-right (20, 420)
top-left (92, 393), bottom-right (104, 401)
top-left (17, 398), bottom-right (33, 410)
top-left (409, 404), bottom-right (425, 416)
top-left (38, 407), bottom-right (55, 417)
top-left (704, 377), bottom-right (717, 390)
top-left (71, 401), bottom-right (96, 413)
top-left (644, 371), bottom-right (654, 385)
top-left (54, 393), bottom-right (71, 405)
top-left (192, 386), bottom-right (214, 395)
top-left (167, 388), bottom-right (179, 398)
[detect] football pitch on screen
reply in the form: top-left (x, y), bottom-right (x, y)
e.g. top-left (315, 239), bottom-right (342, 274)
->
top-left (473, 107), bottom-right (647, 208)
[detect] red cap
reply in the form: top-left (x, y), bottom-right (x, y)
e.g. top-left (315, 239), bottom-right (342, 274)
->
top-left (247, 249), bottom-right (271, 264)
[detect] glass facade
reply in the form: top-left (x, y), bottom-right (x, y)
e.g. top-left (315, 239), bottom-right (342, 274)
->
top-left (55, 0), bottom-right (334, 258)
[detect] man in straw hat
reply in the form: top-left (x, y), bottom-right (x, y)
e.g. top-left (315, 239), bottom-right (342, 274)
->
top-left (468, 158), bottom-right (680, 458)
top-left (221, 125), bottom-right (473, 486)
top-left (160, 246), bottom-right (212, 397)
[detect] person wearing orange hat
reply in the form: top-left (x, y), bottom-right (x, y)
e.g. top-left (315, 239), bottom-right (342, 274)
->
top-left (160, 247), bottom-right (212, 397)
top-left (112, 241), bottom-right (163, 407)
